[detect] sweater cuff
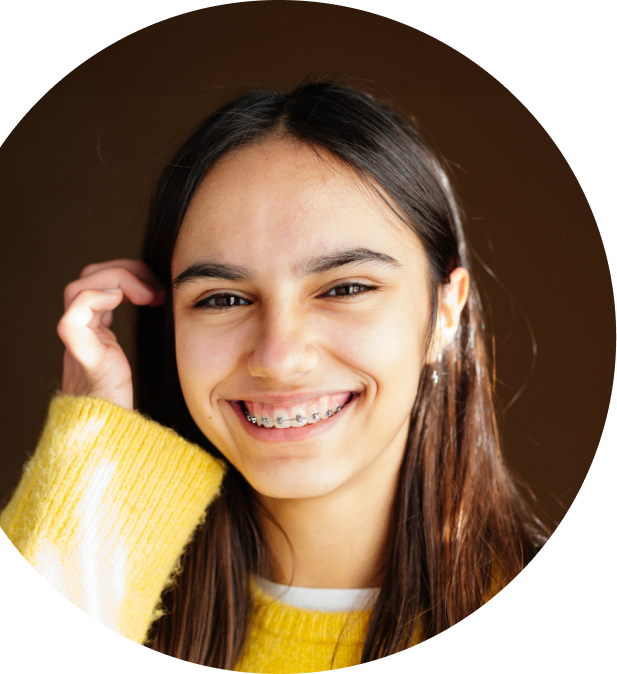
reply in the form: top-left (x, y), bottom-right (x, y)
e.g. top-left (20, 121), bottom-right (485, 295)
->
top-left (0, 393), bottom-right (226, 643)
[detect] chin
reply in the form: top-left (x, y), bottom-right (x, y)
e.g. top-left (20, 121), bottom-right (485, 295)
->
top-left (243, 457), bottom-right (348, 501)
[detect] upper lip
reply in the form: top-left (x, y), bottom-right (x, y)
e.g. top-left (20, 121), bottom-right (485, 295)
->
top-left (229, 390), bottom-right (359, 407)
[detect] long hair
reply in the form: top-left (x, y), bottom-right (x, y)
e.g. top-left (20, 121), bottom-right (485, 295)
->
top-left (136, 80), bottom-right (549, 667)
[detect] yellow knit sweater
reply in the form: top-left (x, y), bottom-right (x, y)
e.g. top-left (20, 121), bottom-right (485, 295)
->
top-left (1, 394), bottom-right (401, 672)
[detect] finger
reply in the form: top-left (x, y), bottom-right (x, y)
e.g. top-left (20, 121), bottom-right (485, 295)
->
top-left (80, 259), bottom-right (165, 306)
top-left (100, 309), bottom-right (114, 329)
top-left (64, 267), bottom-right (164, 311)
top-left (79, 259), bottom-right (165, 306)
top-left (58, 288), bottom-right (124, 371)
top-left (79, 259), bottom-right (165, 293)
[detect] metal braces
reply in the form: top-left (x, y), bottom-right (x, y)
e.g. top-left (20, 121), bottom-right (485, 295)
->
top-left (245, 405), bottom-right (342, 426)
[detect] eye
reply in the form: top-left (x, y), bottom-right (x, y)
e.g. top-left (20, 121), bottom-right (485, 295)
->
top-left (320, 282), bottom-right (379, 298)
top-left (194, 293), bottom-right (252, 311)
top-left (193, 283), bottom-right (380, 310)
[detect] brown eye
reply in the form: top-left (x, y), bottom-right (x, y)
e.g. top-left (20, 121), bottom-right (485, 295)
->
top-left (195, 294), bottom-right (251, 310)
top-left (323, 283), bottom-right (377, 297)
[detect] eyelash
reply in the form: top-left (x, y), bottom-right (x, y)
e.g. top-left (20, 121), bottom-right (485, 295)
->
top-left (193, 283), bottom-right (380, 311)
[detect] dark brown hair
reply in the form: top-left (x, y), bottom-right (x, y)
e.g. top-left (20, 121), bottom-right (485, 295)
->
top-left (135, 80), bottom-right (549, 667)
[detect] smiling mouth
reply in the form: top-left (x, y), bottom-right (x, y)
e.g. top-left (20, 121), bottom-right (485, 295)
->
top-left (237, 392), bottom-right (355, 428)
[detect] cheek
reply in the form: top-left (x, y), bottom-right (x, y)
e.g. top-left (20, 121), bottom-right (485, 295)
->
top-left (324, 303), bottom-right (427, 405)
top-left (174, 322), bottom-right (245, 407)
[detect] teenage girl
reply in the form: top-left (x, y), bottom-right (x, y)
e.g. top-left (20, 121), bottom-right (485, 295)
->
top-left (0, 81), bottom-right (548, 672)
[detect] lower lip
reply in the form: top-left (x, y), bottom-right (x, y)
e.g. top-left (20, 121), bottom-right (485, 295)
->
top-left (228, 394), bottom-right (358, 444)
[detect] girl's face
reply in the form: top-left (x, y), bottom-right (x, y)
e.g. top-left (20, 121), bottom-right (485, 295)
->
top-left (172, 139), bottom-right (436, 500)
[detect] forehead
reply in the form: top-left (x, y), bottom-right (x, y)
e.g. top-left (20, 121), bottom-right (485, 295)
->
top-left (172, 139), bottom-right (426, 276)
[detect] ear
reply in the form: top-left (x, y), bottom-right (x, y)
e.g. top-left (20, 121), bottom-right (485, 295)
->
top-left (427, 267), bottom-right (470, 364)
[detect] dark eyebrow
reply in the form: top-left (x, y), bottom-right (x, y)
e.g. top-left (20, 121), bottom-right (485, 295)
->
top-left (173, 247), bottom-right (401, 289)
top-left (296, 247), bottom-right (402, 277)
top-left (173, 262), bottom-right (255, 289)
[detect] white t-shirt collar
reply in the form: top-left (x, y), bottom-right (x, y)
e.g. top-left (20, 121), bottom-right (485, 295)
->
top-left (252, 575), bottom-right (380, 612)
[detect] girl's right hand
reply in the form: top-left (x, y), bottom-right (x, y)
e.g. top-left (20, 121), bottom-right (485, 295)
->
top-left (57, 260), bottom-right (165, 411)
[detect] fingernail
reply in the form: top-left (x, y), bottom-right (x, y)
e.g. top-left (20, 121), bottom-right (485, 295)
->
top-left (104, 288), bottom-right (122, 293)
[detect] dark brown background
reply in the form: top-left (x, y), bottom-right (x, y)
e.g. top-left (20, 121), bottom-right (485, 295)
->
top-left (0, 1), bottom-right (613, 528)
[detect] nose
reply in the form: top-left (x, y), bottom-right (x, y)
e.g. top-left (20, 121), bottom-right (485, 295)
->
top-left (247, 305), bottom-right (320, 382)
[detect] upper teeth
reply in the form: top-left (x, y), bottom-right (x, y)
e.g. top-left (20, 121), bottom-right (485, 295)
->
top-left (243, 397), bottom-right (348, 428)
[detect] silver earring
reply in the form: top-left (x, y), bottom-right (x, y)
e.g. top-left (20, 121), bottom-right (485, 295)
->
top-left (432, 352), bottom-right (442, 386)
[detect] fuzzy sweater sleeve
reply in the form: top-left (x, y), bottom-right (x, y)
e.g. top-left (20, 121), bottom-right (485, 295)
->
top-left (0, 393), bottom-right (226, 644)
